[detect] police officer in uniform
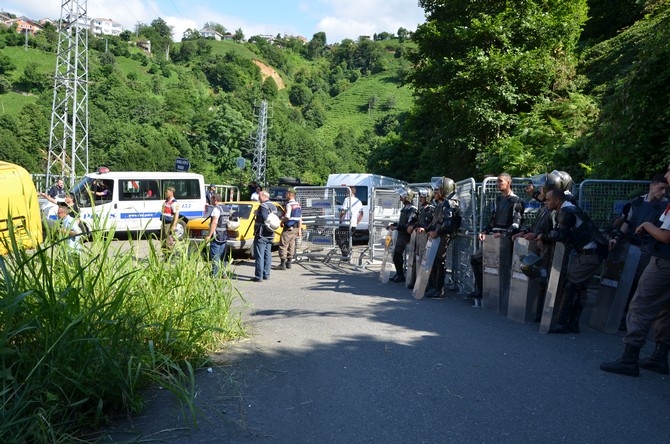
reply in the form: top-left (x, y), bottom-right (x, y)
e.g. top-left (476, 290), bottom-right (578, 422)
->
top-left (424, 177), bottom-right (461, 299)
top-left (469, 173), bottom-right (525, 307)
top-left (390, 187), bottom-right (418, 282)
top-left (601, 166), bottom-right (670, 377)
top-left (609, 173), bottom-right (668, 329)
top-left (407, 187), bottom-right (435, 290)
top-left (545, 188), bottom-right (608, 334)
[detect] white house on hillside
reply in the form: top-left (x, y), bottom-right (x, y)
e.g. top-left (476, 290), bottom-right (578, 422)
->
top-left (199, 27), bottom-right (222, 41)
top-left (90, 18), bottom-right (123, 36)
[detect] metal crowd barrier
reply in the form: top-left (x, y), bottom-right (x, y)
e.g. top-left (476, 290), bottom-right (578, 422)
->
top-left (366, 187), bottom-right (403, 265)
top-left (294, 186), bottom-right (352, 263)
top-left (576, 180), bottom-right (649, 230)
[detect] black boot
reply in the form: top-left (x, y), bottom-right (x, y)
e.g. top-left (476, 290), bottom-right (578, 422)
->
top-left (567, 304), bottom-right (583, 334)
top-left (639, 342), bottom-right (670, 375)
top-left (600, 344), bottom-right (640, 377)
top-left (285, 259), bottom-right (292, 269)
top-left (276, 260), bottom-right (286, 270)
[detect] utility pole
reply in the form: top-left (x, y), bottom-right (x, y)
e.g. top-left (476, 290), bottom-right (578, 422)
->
top-left (252, 100), bottom-right (269, 186)
top-left (46, 0), bottom-right (89, 189)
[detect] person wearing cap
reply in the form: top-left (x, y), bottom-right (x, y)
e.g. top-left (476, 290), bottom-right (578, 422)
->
top-left (276, 188), bottom-right (302, 270)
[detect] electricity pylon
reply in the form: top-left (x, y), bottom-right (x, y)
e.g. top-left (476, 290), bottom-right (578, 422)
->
top-left (252, 100), bottom-right (269, 186)
top-left (46, 0), bottom-right (89, 189)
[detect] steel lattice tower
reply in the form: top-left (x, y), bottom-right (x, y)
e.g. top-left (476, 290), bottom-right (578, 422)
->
top-left (252, 100), bottom-right (269, 186)
top-left (46, 0), bottom-right (89, 189)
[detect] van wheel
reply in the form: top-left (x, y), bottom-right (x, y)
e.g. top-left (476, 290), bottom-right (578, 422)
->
top-left (174, 219), bottom-right (187, 241)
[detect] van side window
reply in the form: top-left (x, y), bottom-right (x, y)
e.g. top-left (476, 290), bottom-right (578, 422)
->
top-left (162, 179), bottom-right (201, 200)
top-left (120, 180), bottom-right (160, 201)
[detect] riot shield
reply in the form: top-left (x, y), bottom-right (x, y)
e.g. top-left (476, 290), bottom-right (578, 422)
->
top-left (589, 243), bottom-right (641, 334)
top-left (412, 237), bottom-right (440, 300)
top-left (539, 243), bottom-right (568, 334)
top-left (379, 229), bottom-right (397, 283)
top-left (508, 238), bottom-right (542, 323)
top-left (482, 235), bottom-right (513, 314)
top-left (405, 230), bottom-right (417, 289)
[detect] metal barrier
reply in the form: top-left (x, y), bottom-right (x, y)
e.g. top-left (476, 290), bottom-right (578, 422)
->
top-left (215, 185), bottom-right (240, 202)
top-left (31, 173), bottom-right (80, 193)
top-left (367, 187), bottom-right (404, 264)
top-left (294, 186), bottom-right (353, 262)
top-left (446, 178), bottom-right (478, 293)
top-left (576, 180), bottom-right (649, 230)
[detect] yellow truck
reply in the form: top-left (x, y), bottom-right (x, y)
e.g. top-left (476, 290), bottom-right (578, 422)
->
top-left (0, 161), bottom-right (43, 255)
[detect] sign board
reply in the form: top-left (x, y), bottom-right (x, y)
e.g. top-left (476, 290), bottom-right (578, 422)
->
top-left (175, 158), bottom-right (190, 172)
top-left (236, 157), bottom-right (246, 169)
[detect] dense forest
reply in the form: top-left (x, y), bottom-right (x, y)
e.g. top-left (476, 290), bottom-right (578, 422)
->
top-left (0, 0), bottom-right (668, 186)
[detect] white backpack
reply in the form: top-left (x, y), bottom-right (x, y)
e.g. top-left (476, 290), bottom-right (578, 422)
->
top-left (263, 204), bottom-right (281, 231)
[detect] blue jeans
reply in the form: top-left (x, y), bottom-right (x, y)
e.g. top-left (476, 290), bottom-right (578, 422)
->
top-left (210, 240), bottom-right (228, 277)
top-left (254, 236), bottom-right (273, 280)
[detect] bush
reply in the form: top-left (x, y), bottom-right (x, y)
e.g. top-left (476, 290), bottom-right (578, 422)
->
top-left (0, 222), bottom-right (245, 442)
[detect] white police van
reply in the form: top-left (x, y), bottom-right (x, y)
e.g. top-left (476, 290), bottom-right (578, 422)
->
top-left (41, 169), bottom-right (206, 239)
top-left (325, 173), bottom-right (407, 239)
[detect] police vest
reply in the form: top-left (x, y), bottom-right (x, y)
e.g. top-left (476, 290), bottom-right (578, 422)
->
top-left (285, 200), bottom-right (302, 228)
top-left (398, 204), bottom-right (418, 231)
top-left (556, 205), bottom-right (607, 250)
top-left (435, 195), bottom-right (462, 237)
top-left (487, 193), bottom-right (524, 232)
top-left (214, 204), bottom-right (231, 242)
top-left (162, 198), bottom-right (177, 223)
top-left (417, 202), bottom-right (435, 227)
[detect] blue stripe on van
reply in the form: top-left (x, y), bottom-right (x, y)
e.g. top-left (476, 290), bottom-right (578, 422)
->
top-left (119, 211), bottom-right (203, 220)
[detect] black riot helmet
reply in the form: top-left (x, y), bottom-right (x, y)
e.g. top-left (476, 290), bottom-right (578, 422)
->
top-left (545, 170), bottom-right (573, 192)
top-left (520, 253), bottom-right (543, 279)
top-left (557, 171), bottom-right (574, 192)
top-left (431, 176), bottom-right (456, 196)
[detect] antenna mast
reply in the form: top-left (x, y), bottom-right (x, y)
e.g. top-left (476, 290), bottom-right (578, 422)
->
top-left (46, 0), bottom-right (89, 189)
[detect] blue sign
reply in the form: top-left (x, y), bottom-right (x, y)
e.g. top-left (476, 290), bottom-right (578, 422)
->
top-left (175, 158), bottom-right (190, 172)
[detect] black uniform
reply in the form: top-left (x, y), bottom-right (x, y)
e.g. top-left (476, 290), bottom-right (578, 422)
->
top-left (392, 202), bottom-right (418, 281)
top-left (548, 201), bottom-right (608, 333)
top-left (470, 192), bottom-right (525, 296)
top-left (426, 193), bottom-right (461, 296)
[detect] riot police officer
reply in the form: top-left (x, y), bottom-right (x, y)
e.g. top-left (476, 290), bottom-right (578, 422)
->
top-left (390, 187), bottom-right (419, 283)
top-left (545, 188), bottom-right (608, 334)
top-left (424, 177), bottom-right (461, 299)
top-left (469, 173), bottom-right (525, 307)
top-left (407, 187), bottom-right (435, 289)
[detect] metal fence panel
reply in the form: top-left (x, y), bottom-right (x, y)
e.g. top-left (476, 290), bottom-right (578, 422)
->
top-left (445, 178), bottom-right (478, 293)
top-left (576, 180), bottom-right (649, 230)
top-left (367, 187), bottom-right (404, 263)
top-left (295, 186), bottom-right (352, 262)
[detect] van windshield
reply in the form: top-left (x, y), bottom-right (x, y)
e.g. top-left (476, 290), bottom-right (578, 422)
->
top-left (71, 177), bottom-right (114, 208)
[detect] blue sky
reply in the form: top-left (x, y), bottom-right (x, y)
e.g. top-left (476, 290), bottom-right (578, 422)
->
top-left (3, 0), bottom-right (426, 43)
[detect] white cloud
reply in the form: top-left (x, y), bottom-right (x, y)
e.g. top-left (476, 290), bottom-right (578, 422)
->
top-left (316, 0), bottom-right (425, 42)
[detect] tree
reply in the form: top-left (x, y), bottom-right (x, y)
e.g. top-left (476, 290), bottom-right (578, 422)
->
top-left (397, 27), bottom-right (409, 43)
top-left (404, 0), bottom-right (589, 179)
top-left (306, 32), bottom-right (327, 60)
top-left (0, 52), bottom-right (16, 75)
top-left (203, 22), bottom-right (227, 35)
top-left (234, 28), bottom-right (245, 42)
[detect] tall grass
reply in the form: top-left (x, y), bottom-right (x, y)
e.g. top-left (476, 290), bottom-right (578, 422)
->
top-left (0, 221), bottom-right (246, 442)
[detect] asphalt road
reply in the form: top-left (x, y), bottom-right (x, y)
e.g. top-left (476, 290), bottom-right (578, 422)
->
top-left (101, 243), bottom-right (670, 444)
